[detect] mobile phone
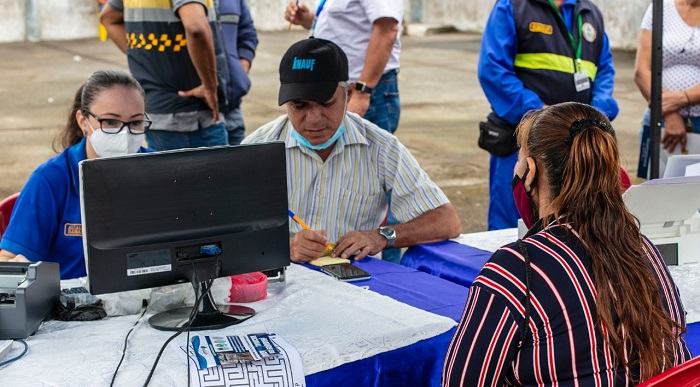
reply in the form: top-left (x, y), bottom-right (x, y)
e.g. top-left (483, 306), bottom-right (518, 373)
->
top-left (320, 263), bottom-right (371, 282)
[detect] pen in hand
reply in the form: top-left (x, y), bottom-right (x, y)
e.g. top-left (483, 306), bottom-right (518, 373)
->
top-left (287, 210), bottom-right (334, 251)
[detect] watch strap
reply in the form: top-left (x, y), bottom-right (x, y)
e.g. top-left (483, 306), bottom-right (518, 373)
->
top-left (355, 81), bottom-right (373, 94)
top-left (385, 239), bottom-right (394, 249)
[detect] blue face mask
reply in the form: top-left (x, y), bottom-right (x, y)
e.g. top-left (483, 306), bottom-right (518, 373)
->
top-left (290, 125), bottom-right (346, 150)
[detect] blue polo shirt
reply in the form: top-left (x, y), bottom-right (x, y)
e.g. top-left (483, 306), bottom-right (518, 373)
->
top-left (0, 139), bottom-right (150, 280)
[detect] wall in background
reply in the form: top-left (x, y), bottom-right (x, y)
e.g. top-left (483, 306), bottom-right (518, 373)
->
top-left (0, 0), bottom-right (649, 49)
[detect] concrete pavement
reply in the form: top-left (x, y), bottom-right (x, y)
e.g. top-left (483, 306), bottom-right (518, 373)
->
top-left (0, 30), bottom-right (646, 232)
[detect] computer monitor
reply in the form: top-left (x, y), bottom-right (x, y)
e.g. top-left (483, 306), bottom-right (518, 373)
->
top-left (79, 143), bottom-right (290, 331)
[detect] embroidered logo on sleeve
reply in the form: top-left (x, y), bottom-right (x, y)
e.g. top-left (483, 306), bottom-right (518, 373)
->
top-left (529, 22), bottom-right (553, 35)
top-left (64, 223), bottom-right (82, 237)
top-left (582, 23), bottom-right (597, 43)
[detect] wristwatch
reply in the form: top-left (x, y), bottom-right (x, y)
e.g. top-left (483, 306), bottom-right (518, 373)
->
top-left (378, 226), bottom-right (396, 249)
top-left (354, 81), bottom-right (374, 94)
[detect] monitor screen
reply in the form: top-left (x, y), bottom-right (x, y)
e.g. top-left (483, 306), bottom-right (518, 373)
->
top-left (79, 142), bottom-right (290, 330)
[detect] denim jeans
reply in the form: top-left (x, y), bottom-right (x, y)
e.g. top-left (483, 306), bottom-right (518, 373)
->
top-left (487, 151), bottom-right (519, 231)
top-left (145, 123), bottom-right (228, 151)
top-left (364, 70), bottom-right (401, 134)
top-left (224, 107), bottom-right (246, 145)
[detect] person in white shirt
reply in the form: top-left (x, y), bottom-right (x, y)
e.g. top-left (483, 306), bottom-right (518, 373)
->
top-left (284, 0), bottom-right (402, 134)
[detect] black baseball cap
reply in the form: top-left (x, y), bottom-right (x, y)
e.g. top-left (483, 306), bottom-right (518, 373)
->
top-left (278, 37), bottom-right (349, 106)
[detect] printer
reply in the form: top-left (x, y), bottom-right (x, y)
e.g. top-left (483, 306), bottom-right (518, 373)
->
top-left (0, 261), bottom-right (60, 339)
top-left (623, 176), bottom-right (700, 266)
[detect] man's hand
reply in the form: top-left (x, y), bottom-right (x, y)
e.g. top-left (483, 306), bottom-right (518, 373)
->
top-left (347, 90), bottom-right (371, 117)
top-left (290, 229), bottom-right (331, 263)
top-left (661, 111), bottom-right (688, 153)
top-left (332, 230), bottom-right (386, 260)
top-left (284, 1), bottom-right (314, 30)
top-left (240, 59), bottom-right (251, 74)
top-left (178, 85), bottom-right (219, 123)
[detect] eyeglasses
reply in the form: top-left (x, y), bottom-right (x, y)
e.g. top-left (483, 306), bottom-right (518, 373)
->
top-left (84, 111), bottom-right (152, 134)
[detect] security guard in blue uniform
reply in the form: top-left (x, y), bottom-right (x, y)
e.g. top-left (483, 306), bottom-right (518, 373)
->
top-left (478, 0), bottom-right (619, 230)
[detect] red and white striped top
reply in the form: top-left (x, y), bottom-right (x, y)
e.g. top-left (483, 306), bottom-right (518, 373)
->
top-left (442, 222), bottom-right (692, 386)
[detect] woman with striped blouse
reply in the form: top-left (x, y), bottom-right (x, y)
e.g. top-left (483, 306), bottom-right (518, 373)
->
top-left (442, 102), bottom-right (691, 386)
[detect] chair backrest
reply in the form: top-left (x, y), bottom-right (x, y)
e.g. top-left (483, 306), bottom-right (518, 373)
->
top-left (619, 164), bottom-right (632, 193)
top-left (637, 355), bottom-right (700, 387)
top-left (0, 192), bottom-right (20, 239)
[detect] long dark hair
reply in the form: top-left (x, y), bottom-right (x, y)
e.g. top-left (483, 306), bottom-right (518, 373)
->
top-left (516, 102), bottom-right (682, 382)
top-left (52, 70), bottom-right (145, 152)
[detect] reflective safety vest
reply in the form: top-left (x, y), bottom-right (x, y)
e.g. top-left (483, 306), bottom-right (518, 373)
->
top-left (511, 0), bottom-right (605, 105)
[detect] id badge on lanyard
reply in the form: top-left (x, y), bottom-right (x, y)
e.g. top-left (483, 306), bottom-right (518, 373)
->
top-left (549, 1), bottom-right (590, 93)
top-left (574, 69), bottom-right (590, 92)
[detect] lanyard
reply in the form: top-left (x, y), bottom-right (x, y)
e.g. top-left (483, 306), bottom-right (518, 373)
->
top-left (311, 0), bottom-right (328, 34)
top-left (315, 0), bottom-right (327, 17)
top-left (548, 0), bottom-right (583, 71)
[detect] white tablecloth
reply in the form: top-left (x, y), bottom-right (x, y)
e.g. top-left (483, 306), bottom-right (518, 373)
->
top-left (1, 264), bottom-right (455, 386)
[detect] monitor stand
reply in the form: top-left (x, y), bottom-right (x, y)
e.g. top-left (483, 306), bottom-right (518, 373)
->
top-left (148, 281), bottom-right (255, 331)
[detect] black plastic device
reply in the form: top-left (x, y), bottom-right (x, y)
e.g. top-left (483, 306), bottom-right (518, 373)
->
top-left (320, 263), bottom-right (371, 282)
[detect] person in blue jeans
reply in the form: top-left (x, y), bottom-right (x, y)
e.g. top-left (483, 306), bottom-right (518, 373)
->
top-left (224, 108), bottom-right (247, 145)
top-left (101, 0), bottom-right (229, 151)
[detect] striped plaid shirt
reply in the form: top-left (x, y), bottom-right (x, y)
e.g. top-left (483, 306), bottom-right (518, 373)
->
top-left (442, 221), bottom-right (692, 386)
top-left (242, 112), bottom-right (450, 242)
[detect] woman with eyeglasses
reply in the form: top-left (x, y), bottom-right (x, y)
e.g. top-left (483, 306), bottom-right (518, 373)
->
top-left (0, 70), bottom-right (153, 279)
top-left (442, 102), bottom-right (691, 386)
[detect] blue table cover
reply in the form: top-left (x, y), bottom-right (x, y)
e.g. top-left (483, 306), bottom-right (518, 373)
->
top-left (402, 240), bottom-right (492, 288)
top-left (305, 258), bottom-right (470, 386)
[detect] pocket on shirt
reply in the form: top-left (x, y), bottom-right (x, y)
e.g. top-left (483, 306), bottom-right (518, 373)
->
top-left (337, 187), bottom-right (386, 229)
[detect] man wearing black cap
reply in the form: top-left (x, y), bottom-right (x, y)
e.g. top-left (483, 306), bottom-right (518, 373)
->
top-left (243, 38), bottom-right (461, 264)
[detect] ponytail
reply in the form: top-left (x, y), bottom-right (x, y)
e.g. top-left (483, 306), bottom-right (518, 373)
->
top-left (517, 102), bottom-right (682, 382)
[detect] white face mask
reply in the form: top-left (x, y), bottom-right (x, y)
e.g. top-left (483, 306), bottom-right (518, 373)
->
top-left (87, 121), bottom-right (143, 157)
